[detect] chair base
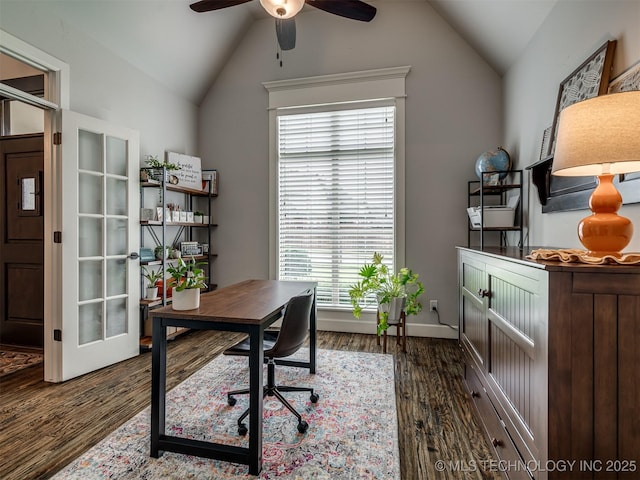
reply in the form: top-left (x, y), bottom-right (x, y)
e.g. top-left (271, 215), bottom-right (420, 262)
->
top-left (376, 310), bottom-right (406, 353)
top-left (227, 359), bottom-right (318, 435)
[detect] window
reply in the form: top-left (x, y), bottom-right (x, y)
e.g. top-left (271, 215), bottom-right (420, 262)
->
top-left (277, 104), bottom-right (396, 309)
top-left (264, 66), bottom-right (409, 314)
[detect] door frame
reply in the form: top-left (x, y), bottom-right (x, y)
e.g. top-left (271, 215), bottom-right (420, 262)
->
top-left (1, 29), bottom-right (70, 382)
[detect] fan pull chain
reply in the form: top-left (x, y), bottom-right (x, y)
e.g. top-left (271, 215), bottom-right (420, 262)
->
top-left (276, 43), bottom-right (283, 67)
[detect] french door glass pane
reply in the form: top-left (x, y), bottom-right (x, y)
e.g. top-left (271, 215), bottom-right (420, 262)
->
top-left (106, 259), bottom-right (126, 297)
top-left (78, 130), bottom-right (102, 172)
top-left (106, 178), bottom-right (127, 216)
top-left (79, 302), bottom-right (102, 345)
top-left (79, 260), bottom-right (102, 302)
top-left (79, 172), bottom-right (103, 215)
top-left (106, 218), bottom-right (127, 256)
top-left (79, 217), bottom-right (102, 257)
top-left (106, 298), bottom-right (127, 337)
top-left (106, 136), bottom-right (127, 176)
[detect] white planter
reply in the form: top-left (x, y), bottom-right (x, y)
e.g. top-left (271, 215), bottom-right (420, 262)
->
top-left (172, 288), bottom-right (200, 310)
top-left (145, 286), bottom-right (158, 300)
top-left (378, 296), bottom-right (406, 323)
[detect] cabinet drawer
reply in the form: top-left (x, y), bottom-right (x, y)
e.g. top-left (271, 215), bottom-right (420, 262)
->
top-left (466, 365), bottom-right (533, 480)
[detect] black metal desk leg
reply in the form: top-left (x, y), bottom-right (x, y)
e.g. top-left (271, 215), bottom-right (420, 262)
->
top-left (248, 324), bottom-right (264, 475)
top-left (309, 288), bottom-right (317, 374)
top-left (150, 317), bottom-right (167, 458)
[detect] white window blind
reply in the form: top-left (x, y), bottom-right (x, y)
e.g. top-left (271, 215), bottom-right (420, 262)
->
top-left (277, 105), bottom-right (396, 309)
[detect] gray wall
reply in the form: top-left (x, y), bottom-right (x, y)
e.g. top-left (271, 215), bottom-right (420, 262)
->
top-left (199, 1), bottom-right (502, 335)
top-left (0, 2), bottom-right (199, 160)
top-left (504, 0), bottom-right (640, 250)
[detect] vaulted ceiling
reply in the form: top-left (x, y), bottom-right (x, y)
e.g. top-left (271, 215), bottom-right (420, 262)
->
top-left (1, 0), bottom-right (558, 104)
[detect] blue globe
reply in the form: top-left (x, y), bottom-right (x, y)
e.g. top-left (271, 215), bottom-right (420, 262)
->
top-left (475, 147), bottom-right (511, 181)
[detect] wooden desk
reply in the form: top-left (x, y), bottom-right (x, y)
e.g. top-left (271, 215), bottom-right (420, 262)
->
top-left (149, 279), bottom-right (317, 475)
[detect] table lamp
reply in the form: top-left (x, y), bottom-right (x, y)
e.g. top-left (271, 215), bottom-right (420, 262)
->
top-left (551, 91), bottom-right (640, 257)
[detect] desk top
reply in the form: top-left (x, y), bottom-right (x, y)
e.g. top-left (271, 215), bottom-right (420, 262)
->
top-left (149, 279), bottom-right (316, 325)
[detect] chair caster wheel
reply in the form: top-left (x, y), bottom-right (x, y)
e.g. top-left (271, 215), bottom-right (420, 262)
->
top-left (238, 423), bottom-right (248, 436)
top-left (310, 393), bottom-right (319, 403)
top-left (228, 396), bottom-right (237, 406)
top-left (297, 421), bottom-right (309, 434)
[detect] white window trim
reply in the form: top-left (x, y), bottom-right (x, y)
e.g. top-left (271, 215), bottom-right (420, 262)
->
top-left (263, 66), bottom-right (410, 281)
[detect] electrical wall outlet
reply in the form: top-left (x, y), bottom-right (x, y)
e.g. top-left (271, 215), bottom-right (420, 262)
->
top-left (430, 300), bottom-right (438, 312)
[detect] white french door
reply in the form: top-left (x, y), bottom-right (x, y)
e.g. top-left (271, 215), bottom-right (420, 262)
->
top-left (57, 110), bottom-right (140, 381)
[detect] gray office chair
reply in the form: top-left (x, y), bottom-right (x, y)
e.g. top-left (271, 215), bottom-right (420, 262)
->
top-left (224, 292), bottom-right (319, 435)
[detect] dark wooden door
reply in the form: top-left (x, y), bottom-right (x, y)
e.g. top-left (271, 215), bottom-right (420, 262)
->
top-left (0, 134), bottom-right (44, 348)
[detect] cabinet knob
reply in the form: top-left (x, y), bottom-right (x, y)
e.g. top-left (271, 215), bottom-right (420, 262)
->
top-left (471, 390), bottom-right (480, 399)
top-left (477, 288), bottom-right (490, 298)
top-left (491, 437), bottom-right (504, 448)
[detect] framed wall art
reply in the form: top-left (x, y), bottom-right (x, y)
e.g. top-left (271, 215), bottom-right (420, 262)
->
top-left (547, 40), bottom-right (617, 157)
top-left (608, 60), bottom-right (640, 93)
top-left (539, 40), bottom-right (617, 213)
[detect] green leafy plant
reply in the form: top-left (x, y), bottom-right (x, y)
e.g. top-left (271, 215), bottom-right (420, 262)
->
top-left (166, 256), bottom-right (207, 292)
top-left (141, 266), bottom-right (163, 288)
top-left (348, 252), bottom-right (424, 335)
top-left (145, 154), bottom-right (179, 171)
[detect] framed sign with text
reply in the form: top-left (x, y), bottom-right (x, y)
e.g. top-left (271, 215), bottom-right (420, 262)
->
top-left (166, 151), bottom-right (202, 191)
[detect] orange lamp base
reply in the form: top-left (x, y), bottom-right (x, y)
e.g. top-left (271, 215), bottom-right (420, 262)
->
top-left (578, 174), bottom-right (633, 257)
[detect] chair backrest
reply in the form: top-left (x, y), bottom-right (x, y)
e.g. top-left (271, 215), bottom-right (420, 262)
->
top-left (266, 292), bottom-right (313, 359)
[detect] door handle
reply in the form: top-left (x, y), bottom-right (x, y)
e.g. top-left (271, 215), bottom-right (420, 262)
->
top-left (128, 252), bottom-right (140, 260)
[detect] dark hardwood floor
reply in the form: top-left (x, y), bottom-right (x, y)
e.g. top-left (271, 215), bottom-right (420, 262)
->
top-left (0, 331), bottom-right (500, 479)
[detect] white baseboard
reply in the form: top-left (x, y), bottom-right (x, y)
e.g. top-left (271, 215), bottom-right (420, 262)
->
top-left (317, 317), bottom-right (458, 340)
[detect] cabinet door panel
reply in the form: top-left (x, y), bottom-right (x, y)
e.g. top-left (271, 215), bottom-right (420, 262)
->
top-left (485, 263), bottom-right (547, 466)
top-left (460, 255), bottom-right (488, 366)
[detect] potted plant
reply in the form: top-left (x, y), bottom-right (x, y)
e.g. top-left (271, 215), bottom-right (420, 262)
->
top-left (166, 256), bottom-right (208, 310)
top-left (349, 252), bottom-right (424, 335)
top-left (194, 211), bottom-right (204, 223)
top-left (154, 245), bottom-right (171, 260)
top-left (141, 266), bottom-right (163, 300)
top-left (143, 154), bottom-right (179, 182)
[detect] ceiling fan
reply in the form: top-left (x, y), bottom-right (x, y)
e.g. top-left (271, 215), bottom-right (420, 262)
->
top-left (189, 0), bottom-right (377, 52)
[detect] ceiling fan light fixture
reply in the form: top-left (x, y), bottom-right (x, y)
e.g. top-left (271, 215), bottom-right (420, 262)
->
top-left (260, 0), bottom-right (304, 19)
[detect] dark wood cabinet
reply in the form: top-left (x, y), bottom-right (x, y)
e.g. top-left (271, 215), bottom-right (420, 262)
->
top-left (458, 247), bottom-right (640, 479)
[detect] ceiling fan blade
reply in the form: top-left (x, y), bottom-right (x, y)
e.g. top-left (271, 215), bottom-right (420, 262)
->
top-left (307, 0), bottom-right (376, 22)
top-left (276, 18), bottom-right (296, 51)
top-left (189, 0), bottom-right (252, 13)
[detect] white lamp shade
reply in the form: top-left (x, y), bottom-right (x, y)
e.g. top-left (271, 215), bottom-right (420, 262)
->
top-left (552, 91), bottom-right (640, 176)
top-left (259, 0), bottom-right (305, 19)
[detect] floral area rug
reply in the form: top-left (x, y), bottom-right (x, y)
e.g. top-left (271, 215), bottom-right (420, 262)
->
top-left (52, 348), bottom-right (400, 479)
top-left (0, 351), bottom-right (43, 377)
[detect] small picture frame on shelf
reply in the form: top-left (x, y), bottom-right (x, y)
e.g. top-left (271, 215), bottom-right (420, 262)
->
top-left (140, 208), bottom-right (155, 221)
top-left (181, 241), bottom-right (200, 256)
top-left (202, 169), bottom-right (218, 195)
